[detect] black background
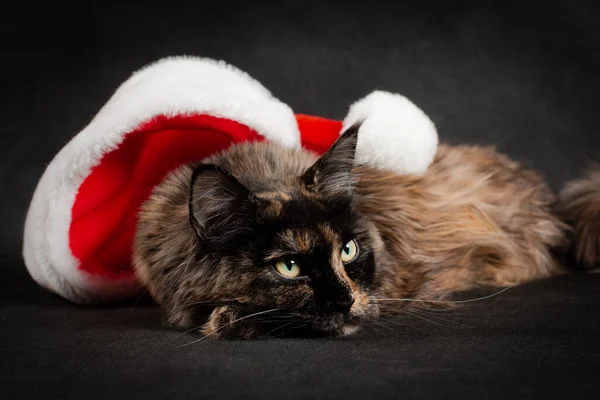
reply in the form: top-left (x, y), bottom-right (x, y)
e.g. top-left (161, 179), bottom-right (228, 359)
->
top-left (2, 1), bottom-right (600, 399)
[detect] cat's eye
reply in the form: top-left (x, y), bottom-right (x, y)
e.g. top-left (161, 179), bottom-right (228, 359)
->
top-left (275, 258), bottom-right (301, 278)
top-left (341, 240), bottom-right (359, 263)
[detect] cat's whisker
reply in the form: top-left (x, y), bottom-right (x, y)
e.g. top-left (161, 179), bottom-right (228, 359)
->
top-left (406, 310), bottom-right (446, 327)
top-left (406, 309), bottom-right (466, 327)
top-left (370, 317), bottom-right (399, 330)
top-left (130, 288), bottom-right (150, 309)
top-left (178, 308), bottom-right (284, 346)
top-left (251, 315), bottom-right (296, 324)
top-left (179, 301), bottom-right (255, 312)
top-left (370, 289), bottom-right (451, 305)
top-left (171, 303), bottom-right (263, 339)
top-left (374, 314), bottom-right (432, 332)
top-left (252, 314), bottom-right (295, 320)
top-left (412, 304), bottom-right (463, 312)
top-left (266, 321), bottom-right (299, 336)
top-left (370, 271), bottom-right (473, 300)
top-left (371, 286), bottom-right (514, 304)
top-left (422, 309), bottom-right (471, 327)
top-left (271, 322), bottom-right (310, 338)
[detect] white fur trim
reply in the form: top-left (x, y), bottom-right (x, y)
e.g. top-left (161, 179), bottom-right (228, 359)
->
top-left (22, 56), bottom-right (300, 304)
top-left (342, 91), bottom-right (438, 176)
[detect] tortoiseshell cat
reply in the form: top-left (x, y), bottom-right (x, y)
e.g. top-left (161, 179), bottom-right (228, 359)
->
top-left (133, 124), bottom-right (600, 339)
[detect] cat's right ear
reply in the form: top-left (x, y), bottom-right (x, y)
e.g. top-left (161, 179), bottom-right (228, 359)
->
top-left (189, 164), bottom-right (251, 241)
top-left (301, 121), bottom-right (361, 198)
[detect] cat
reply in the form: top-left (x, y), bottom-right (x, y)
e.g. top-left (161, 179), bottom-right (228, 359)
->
top-left (132, 123), bottom-right (600, 339)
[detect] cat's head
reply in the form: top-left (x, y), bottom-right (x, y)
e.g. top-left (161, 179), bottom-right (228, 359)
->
top-left (188, 124), bottom-right (382, 338)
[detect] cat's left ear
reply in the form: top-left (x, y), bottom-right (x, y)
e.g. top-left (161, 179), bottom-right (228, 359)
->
top-left (302, 121), bottom-right (361, 198)
top-left (189, 164), bottom-right (252, 244)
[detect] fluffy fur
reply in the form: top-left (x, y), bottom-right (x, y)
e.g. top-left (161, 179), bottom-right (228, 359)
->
top-left (133, 125), bottom-right (598, 340)
top-left (558, 166), bottom-right (600, 268)
top-left (357, 145), bottom-right (570, 315)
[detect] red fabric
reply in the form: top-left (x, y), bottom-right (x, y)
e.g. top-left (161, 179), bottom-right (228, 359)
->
top-left (69, 113), bottom-right (342, 279)
top-left (295, 114), bottom-right (344, 154)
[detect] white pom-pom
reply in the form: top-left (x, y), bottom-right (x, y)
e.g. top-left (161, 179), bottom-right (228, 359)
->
top-left (342, 91), bottom-right (438, 176)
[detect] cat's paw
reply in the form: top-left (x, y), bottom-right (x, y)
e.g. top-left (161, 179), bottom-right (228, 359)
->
top-left (201, 306), bottom-right (259, 340)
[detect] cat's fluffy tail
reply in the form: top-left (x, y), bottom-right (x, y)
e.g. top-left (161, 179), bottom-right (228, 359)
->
top-left (558, 165), bottom-right (600, 269)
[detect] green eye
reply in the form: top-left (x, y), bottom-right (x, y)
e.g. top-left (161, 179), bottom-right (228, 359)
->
top-left (341, 240), bottom-right (359, 263)
top-left (275, 258), bottom-right (301, 278)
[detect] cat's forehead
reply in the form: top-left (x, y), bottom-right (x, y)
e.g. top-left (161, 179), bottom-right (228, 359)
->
top-left (253, 187), bottom-right (361, 242)
top-left (255, 187), bottom-right (348, 221)
top-left (273, 224), bottom-right (342, 257)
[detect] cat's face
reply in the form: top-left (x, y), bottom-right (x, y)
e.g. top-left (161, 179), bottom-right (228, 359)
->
top-left (188, 125), bottom-right (381, 337)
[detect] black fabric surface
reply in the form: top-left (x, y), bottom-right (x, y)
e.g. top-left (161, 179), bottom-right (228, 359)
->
top-left (2, 1), bottom-right (600, 398)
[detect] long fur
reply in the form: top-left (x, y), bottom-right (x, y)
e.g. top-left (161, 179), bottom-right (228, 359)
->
top-left (356, 144), bottom-right (571, 313)
top-left (133, 133), bottom-right (599, 339)
top-left (558, 165), bottom-right (600, 268)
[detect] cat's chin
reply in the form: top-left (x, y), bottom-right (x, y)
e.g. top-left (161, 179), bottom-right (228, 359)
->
top-left (319, 316), bottom-right (366, 337)
top-left (319, 305), bottom-right (377, 337)
top-left (303, 323), bottom-right (362, 338)
top-left (294, 312), bottom-right (365, 338)
top-left (341, 324), bottom-right (361, 336)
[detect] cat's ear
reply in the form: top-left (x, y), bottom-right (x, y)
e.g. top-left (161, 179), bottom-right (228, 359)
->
top-left (189, 164), bottom-right (251, 241)
top-left (302, 121), bottom-right (361, 197)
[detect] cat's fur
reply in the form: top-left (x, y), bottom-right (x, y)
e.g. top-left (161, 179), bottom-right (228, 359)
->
top-left (133, 124), bottom-right (600, 339)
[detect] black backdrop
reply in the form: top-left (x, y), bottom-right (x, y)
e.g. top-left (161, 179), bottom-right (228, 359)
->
top-left (2, 1), bottom-right (600, 399)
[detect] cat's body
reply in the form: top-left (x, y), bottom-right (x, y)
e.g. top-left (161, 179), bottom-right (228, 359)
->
top-left (357, 144), bottom-right (568, 315)
top-left (133, 125), bottom-right (600, 339)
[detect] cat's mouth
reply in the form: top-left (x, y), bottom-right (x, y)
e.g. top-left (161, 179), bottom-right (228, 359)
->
top-left (301, 308), bottom-right (374, 337)
top-left (319, 300), bottom-right (379, 336)
top-left (317, 317), bottom-right (365, 337)
top-left (261, 301), bottom-right (378, 338)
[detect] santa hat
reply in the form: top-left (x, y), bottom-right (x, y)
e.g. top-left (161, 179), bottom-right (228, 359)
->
top-left (22, 56), bottom-right (438, 305)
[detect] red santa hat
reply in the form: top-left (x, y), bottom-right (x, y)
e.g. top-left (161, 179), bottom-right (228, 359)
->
top-left (22, 56), bottom-right (438, 304)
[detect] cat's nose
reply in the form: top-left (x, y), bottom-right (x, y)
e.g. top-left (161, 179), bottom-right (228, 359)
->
top-left (329, 294), bottom-right (355, 313)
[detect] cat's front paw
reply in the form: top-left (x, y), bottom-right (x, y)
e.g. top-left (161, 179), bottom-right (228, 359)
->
top-left (201, 306), bottom-right (259, 340)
